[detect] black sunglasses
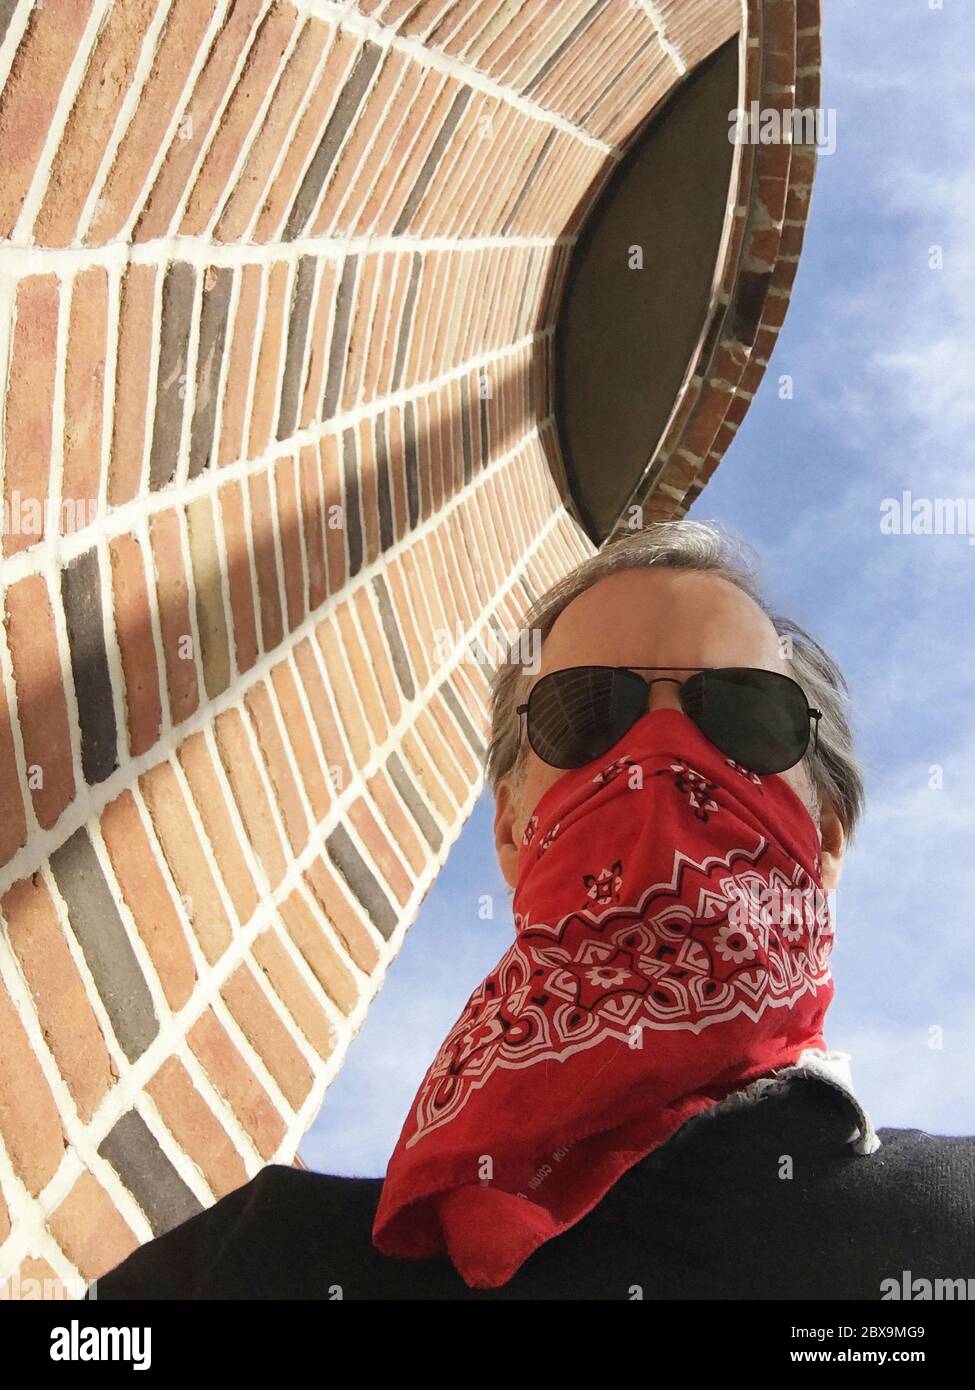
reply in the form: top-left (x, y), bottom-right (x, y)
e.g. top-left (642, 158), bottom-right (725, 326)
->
top-left (516, 667), bottom-right (822, 775)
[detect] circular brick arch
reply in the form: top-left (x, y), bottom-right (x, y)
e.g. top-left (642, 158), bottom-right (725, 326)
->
top-left (0, 0), bottom-right (819, 1294)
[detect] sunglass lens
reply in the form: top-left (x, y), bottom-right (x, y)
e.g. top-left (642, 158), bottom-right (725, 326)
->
top-left (681, 668), bottom-right (810, 774)
top-left (527, 667), bottom-right (649, 769)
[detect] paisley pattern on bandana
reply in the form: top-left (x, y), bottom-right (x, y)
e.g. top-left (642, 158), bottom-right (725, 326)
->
top-left (373, 708), bottom-right (835, 1291)
top-left (401, 838), bottom-right (830, 1146)
top-left (582, 860), bottom-right (622, 903)
top-left (536, 821), bottom-right (561, 857)
top-left (726, 757), bottom-right (764, 785)
top-left (654, 761), bottom-right (721, 820)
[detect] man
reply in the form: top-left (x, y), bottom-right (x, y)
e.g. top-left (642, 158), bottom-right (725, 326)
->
top-left (88, 521), bottom-right (975, 1300)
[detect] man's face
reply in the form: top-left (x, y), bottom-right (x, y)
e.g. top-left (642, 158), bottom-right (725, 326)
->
top-left (493, 567), bottom-right (847, 892)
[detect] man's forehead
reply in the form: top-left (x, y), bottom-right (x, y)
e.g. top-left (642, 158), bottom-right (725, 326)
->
top-left (535, 568), bottom-right (783, 677)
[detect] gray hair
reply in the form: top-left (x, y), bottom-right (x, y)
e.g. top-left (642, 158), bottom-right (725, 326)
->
top-left (484, 520), bottom-right (865, 844)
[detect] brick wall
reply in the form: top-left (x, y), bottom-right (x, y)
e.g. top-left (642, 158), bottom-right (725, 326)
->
top-left (0, 0), bottom-right (811, 1296)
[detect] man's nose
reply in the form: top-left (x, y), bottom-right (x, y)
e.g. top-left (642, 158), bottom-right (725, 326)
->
top-left (645, 678), bottom-right (684, 712)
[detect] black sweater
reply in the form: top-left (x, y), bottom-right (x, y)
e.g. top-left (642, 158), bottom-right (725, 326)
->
top-left (86, 1075), bottom-right (975, 1300)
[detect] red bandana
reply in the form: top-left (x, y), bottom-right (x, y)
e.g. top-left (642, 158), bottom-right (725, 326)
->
top-left (372, 707), bottom-right (835, 1289)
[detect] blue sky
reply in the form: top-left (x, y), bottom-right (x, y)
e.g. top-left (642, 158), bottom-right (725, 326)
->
top-left (300, 0), bottom-right (975, 1176)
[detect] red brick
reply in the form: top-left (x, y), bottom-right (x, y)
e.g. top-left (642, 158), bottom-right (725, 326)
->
top-left (217, 265), bottom-right (263, 468)
top-left (314, 612), bottom-right (372, 770)
top-left (680, 382), bottom-right (735, 459)
top-left (298, 261), bottom-right (338, 428)
top-left (0, 668), bottom-right (28, 868)
top-left (778, 219), bottom-right (808, 259)
top-left (243, 681), bottom-right (309, 855)
top-left (763, 42), bottom-right (797, 90)
top-left (220, 962), bottom-right (314, 1109)
top-left (273, 452), bottom-right (305, 631)
top-left (4, 574), bottom-right (76, 828)
top-left (763, 0), bottom-right (797, 57)
top-left (179, 2), bottom-right (298, 236)
top-left (355, 414), bottom-right (381, 565)
top-left (0, 972), bottom-right (66, 1195)
top-left (100, 788), bottom-right (197, 1012)
top-left (247, 260), bottom-right (290, 460)
top-left (47, 1169), bottom-right (139, 1280)
top-left (343, 61), bottom-right (422, 236)
top-left (138, 760), bottom-right (232, 965)
top-left (402, 543), bottom-right (439, 673)
top-left (723, 391), bottom-right (753, 428)
top-left (350, 70), bottom-right (451, 238)
top-left (411, 712), bottom-right (467, 806)
top-left (176, 730), bottom-right (259, 925)
top-left (217, 480), bottom-right (259, 675)
top-left (298, 444), bottom-right (327, 610)
top-left (760, 291), bottom-right (791, 330)
top-left (108, 263), bottom-right (157, 505)
top-left (34, 0), bottom-right (157, 245)
top-left (661, 456), bottom-right (699, 494)
top-left (253, 27), bottom-right (358, 241)
top-left (185, 494), bottom-right (231, 700)
top-left (3, 276), bottom-right (58, 557)
top-left (790, 147), bottom-right (817, 187)
top-left (334, 601), bottom-right (389, 745)
top-left (303, 856), bottom-right (379, 977)
top-left (795, 63), bottom-right (820, 113)
top-left (213, 707), bottom-right (288, 889)
top-left (87, 0), bottom-right (221, 243)
top-left (406, 251), bottom-right (446, 393)
top-left (291, 638), bottom-right (353, 793)
top-left (385, 556), bottom-right (431, 687)
top-left (366, 769), bottom-right (426, 875)
top-left (247, 469), bottom-right (285, 652)
top-left (339, 253), bottom-right (379, 413)
top-left (0, 0), bottom-right (95, 237)
top-left (310, 52), bottom-right (408, 236)
top-left (395, 728), bottom-right (453, 822)
top-left (346, 797), bottom-right (412, 907)
top-left (149, 509), bottom-right (200, 725)
top-left (278, 890), bottom-right (360, 1014)
top-left (441, 519), bottom-right (479, 629)
top-left (427, 392), bottom-right (451, 526)
top-left (134, 0), bottom-right (265, 242)
top-left (319, 434), bottom-right (348, 594)
top-left (362, 252), bottom-right (406, 402)
top-left (2, 874), bottom-right (116, 1123)
top-left (145, 1055), bottom-right (249, 1196)
top-left (269, 661), bottom-right (332, 822)
top-left (109, 534), bottom-right (163, 757)
top-left (187, 1008), bottom-right (287, 1159)
top-left (61, 267), bottom-right (107, 534)
top-left (767, 254), bottom-right (801, 294)
top-left (352, 586), bottom-right (402, 726)
top-left (739, 353), bottom-right (771, 397)
top-left (251, 928), bottom-right (337, 1061)
top-left (215, 18), bottom-right (331, 241)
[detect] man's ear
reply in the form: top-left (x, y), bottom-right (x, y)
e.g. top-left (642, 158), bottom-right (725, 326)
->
top-left (494, 777), bottom-right (522, 891)
top-left (819, 800), bottom-right (846, 893)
